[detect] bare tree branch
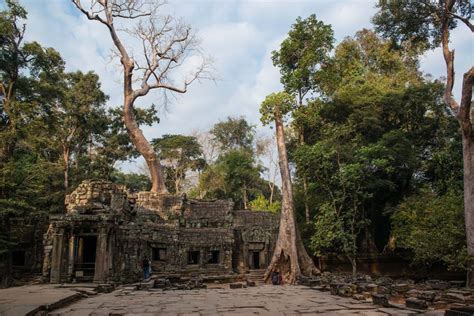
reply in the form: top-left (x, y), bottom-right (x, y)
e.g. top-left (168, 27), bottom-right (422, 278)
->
top-left (72, 0), bottom-right (213, 193)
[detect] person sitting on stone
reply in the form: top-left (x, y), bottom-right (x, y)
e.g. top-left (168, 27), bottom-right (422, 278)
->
top-left (271, 271), bottom-right (279, 285)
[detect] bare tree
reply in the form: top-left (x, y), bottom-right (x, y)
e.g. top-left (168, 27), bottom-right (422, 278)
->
top-left (256, 135), bottom-right (280, 205)
top-left (191, 128), bottom-right (219, 164)
top-left (72, 0), bottom-right (211, 193)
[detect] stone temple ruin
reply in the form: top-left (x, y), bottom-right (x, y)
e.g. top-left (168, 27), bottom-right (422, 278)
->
top-left (41, 180), bottom-right (279, 283)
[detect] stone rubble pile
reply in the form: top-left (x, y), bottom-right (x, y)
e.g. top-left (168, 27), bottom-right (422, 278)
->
top-left (300, 272), bottom-right (473, 312)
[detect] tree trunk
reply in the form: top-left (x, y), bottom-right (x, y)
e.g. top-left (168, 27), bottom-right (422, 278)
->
top-left (122, 64), bottom-right (168, 194)
top-left (349, 256), bottom-right (357, 279)
top-left (2, 216), bottom-right (12, 287)
top-left (264, 107), bottom-right (319, 285)
top-left (63, 145), bottom-right (70, 194)
top-left (298, 124), bottom-right (310, 223)
top-left (296, 92), bottom-right (310, 224)
top-left (439, 6), bottom-right (473, 284)
top-left (459, 70), bottom-right (473, 285)
top-left (463, 131), bottom-right (474, 285)
top-left (269, 182), bottom-right (274, 205)
top-left (242, 185), bottom-right (248, 209)
top-left (302, 171), bottom-right (310, 223)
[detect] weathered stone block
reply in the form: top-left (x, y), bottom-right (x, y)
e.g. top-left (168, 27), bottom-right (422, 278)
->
top-left (405, 297), bottom-right (428, 310)
top-left (377, 286), bottom-right (391, 294)
top-left (443, 292), bottom-right (466, 303)
top-left (366, 283), bottom-right (377, 294)
top-left (230, 283), bottom-right (243, 289)
top-left (418, 290), bottom-right (437, 302)
top-left (427, 280), bottom-right (450, 290)
top-left (445, 306), bottom-right (474, 316)
top-left (371, 293), bottom-right (390, 307)
top-left (393, 283), bottom-right (410, 293)
top-left (246, 280), bottom-right (256, 287)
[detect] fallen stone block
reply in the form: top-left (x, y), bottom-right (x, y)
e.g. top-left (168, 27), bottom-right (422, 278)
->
top-left (352, 294), bottom-right (366, 301)
top-left (443, 292), bottom-right (466, 303)
top-left (445, 305), bottom-right (474, 316)
top-left (246, 280), bottom-right (256, 287)
top-left (154, 278), bottom-right (167, 289)
top-left (393, 283), bottom-right (410, 293)
top-left (229, 283), bottom-right (243, 289)
top-left (366, 283), bottom-right (378, 294)
top-left (371, 293), bottom-right (390, 307)
top-left (330, 282), bottom-right (343, 295)
top-left (427, 280), bottom-right (450, 291)
top-left (418, 290), bottom-right (436, 302)
top-left (405, 297), bottom-right (428, 310)
top-left (449, 281), bottom-right (465, 288)
top-left (96, 283), bottom-right (114, 293)
top-left (377, 285), bottom-right (391, 294)
top-left (338, 284), bottom-right (354, 297)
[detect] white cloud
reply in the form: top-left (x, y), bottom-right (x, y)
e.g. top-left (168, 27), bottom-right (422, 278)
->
top-left (15, 0), bottom-right (473, 175)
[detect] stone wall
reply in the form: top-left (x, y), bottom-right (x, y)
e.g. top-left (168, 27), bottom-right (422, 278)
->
top-left (0, 214), bottom-right (48, 283)
top-left (65, 180), bottom-right (130, 215)
top-left (232, 210), bottom-right (279, 273)
top-left (43, 180), bottom-right (279, 284)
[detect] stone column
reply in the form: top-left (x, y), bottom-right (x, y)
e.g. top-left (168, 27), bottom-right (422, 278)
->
top-left (94, 227), bottom-right (109, 283)
top-left (67, 235), bottom-right (75, 280)
top-left (77, 237), bottom-right (83, 263)
top-left (50, 228), bottom-right (65, 283)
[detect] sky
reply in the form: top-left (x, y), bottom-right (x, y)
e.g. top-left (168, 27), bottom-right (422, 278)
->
top-left (8, 0), bottom-right (473, 172)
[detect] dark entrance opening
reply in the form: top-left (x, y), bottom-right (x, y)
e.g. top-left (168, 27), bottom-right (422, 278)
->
top-left (74, 235), bottom-right (97, 278)
top-left (187, 251), bottom-right (200, 265)
top-left (12, 250), bottom-right (26, 266)
top-left (208, 250), bottom-right (220, 264)
top-left (83, 236), bottom-right (97, 263)
top-left (252, 251), bottom-right (260, 269)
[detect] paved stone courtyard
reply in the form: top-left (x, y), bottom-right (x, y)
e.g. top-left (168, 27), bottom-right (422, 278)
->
top-left (49, 285), bottom-right (444, 316)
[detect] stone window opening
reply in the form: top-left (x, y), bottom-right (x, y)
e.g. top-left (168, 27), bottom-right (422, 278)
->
top-left (152, 247), bottom-right (167, 261)
top-left (187, 250), bottom-right (200, 265)
top-left (207, 250), bottom-right (220, 264)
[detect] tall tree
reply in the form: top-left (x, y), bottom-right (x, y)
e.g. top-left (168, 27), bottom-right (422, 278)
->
top-left (55, 71), bottom-right (108, 192)
top-left (372, 0), bottom-right (474, 283)
top-left (272, 14), bottom-right (334, 223)
top-left (256, 135), bottom-right (280, 205)
top-left (210, 116), bottom-right (255, 153)
top-left (152, 134), bottom-right (205, 194)
top-left (260, 92), bottom-right (319, 284)
top-left (72, 0), bottom-right (211, 193)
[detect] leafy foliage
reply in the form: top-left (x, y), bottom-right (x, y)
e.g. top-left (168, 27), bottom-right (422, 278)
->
top-left (391, 189), bottom-right (467, 271)
top-left (249, 194), bottom-right (281, 213)
top-left (210, 117), bottom-right (255, 152)
top-left (152, 134), bottom-right (205, 194)
top-left (372, 0), bottom-right (471, 51)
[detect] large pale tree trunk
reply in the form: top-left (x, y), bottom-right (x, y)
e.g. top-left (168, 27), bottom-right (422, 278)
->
top-left (122, 60), bottom-right (168, 194)
top-left (297, 93), bottom-right (311, 224)
top-left (63, 145), bottom-right (70, 193)
top-left (300, 131), bottom-right (311, 224)
top-left (264, 107), bottom-right (319, 285)
top-left (440, 3), bottom-right (473, 284)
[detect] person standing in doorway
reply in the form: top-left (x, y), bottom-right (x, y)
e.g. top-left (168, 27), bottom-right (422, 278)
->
top-left (142, 256), bottom-right (150, 280)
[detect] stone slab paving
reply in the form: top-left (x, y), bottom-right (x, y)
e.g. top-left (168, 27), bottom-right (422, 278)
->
top-left (50, 285), bottom-right (444, 315)
top-left (0, 284), bottom-right (83, 316)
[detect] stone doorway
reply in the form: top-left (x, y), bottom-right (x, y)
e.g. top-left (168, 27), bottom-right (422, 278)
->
top-left (252, 251), bottom-right (260, 269)
top-left (74, 235), bottom-right (97, 279)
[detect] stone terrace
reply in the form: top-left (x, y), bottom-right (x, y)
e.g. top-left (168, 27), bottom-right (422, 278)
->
top-left (50, 285), bottom-right (443, 315)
